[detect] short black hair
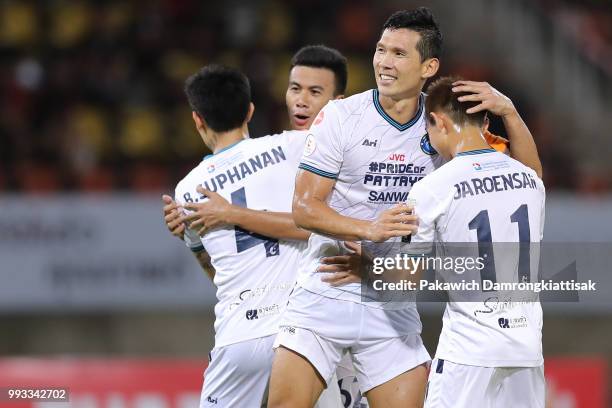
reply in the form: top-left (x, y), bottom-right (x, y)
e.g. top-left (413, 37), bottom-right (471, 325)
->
top-left (425, 76), bottom-right (487, 127)
top-left (382, 7), bottom-right (442, 61)
top-left (184, 64), bottom-right (251, 132)
top-left (290, 45), bottom-right (348, 95)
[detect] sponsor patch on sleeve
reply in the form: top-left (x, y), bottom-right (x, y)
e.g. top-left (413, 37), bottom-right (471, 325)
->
top-left (303, 134), bottom-right (316, 156)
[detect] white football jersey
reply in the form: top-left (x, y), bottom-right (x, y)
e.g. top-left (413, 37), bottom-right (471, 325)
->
top-left (297, 89), bottom-right (444, 311)
top-left (407, 148), bottom-right (545, 367)
top-left (175, 131), bottom-right (307, 348)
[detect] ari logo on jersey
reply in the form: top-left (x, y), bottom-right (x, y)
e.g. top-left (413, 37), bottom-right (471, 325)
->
top-left (420, 133), bottom-right (437, 155)
top-left (362, 139), bottom-right (378, 147)
top-left (246, 309), bottom-right (259, 320)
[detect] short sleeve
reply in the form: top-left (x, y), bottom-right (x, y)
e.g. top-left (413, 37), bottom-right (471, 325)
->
top-left (175, 183), bottom-right (205, 252)
top-left (273, 130), bottom-right (308, 169)
top-left (298, 101), bottom-right (344, 179)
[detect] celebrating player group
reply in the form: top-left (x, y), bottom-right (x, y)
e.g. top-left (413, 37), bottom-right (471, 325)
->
top-left (163, 7), bottom-right (545, 408)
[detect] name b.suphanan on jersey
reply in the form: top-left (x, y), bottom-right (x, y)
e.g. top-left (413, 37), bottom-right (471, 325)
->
top-left (174, 131), bottom-right (307, 348)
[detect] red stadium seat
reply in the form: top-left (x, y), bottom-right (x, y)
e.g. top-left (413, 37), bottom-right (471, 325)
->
top-left (18, 164), bottom-right (61, 192)
top-left (129, 164), bottom-right (171, 193)
top-left (77, 167), bottom-right (115, 191)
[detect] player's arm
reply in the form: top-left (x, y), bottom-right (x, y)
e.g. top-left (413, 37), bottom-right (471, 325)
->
top-left (192, 248), bottom-right (215, 281)
top-left (183, 224), bottom-right (216, 281)
top-left (181, 186), bottom-right (309, 241)
top-left (173, 187), bottom-right (216, 281)
top-left (452, 80), bottom-right (543, 178)
top-left (292, 169), bottom-right (417, 242)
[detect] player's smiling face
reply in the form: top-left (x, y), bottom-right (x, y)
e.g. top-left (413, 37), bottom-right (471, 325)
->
top-left (373, 28), bottom-right (430, 99)
top-left (286, 66), bottom-right (337, 130)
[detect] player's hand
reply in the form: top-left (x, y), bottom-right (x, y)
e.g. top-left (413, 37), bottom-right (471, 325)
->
top-left (317, 241), bottom-right (363, 286)
top-left (181, 185), bottom-right (232, 236)
top-left (365, 204), bottom-right (418, 242)
top-left (452, 80), bottom-right (516, 118)
top-left (162, 194), bottom-right (185, 240)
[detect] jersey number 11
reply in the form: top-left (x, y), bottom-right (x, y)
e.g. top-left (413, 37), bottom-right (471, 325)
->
top-left (468, 204), bottom-right (531, 289)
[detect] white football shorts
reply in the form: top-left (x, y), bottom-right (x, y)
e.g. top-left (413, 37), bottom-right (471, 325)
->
top-left (274, 286), bottom-right (430, 393)
top-left (200, 333), bottom-right (344, 408)
top-left (424, 358), bottom-right (545, 408)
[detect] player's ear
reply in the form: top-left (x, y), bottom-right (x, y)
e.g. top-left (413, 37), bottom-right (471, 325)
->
top-left (482, 115), bottom-right (490, 132)
top-left (245, 102), bottom-right (255, 123)
top-left (421, 57), bottom-right (439, 79)
top-left (192, 111), bottom-right (207, 132)
top-left (430, 112), bottom-right (446, 133)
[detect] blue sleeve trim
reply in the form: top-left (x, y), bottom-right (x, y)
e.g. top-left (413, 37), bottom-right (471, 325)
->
top-left (456, 148), bottom-right (496, 157)
top-left (189, 244), bottom-right (205, 253)
top-left (298, 163), bottom-right (338, 179)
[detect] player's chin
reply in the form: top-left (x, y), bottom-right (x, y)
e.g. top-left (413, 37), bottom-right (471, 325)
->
top-left (376, 83), bottom-right (397, 97)
top-left (294, 125), bottom-right (307, 131)
top-left (292, 121), bottom-right (309, 131)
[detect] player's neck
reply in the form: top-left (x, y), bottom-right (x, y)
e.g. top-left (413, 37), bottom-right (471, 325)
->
top-left (377, 93), bottom-right (420, 124)
top-left (211, 129), bottom-right (248, 154)
top-left (452, 128), bottom-right (491, 158)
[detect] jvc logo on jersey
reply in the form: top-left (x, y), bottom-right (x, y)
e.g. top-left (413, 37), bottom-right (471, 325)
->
top-left (388, 153), bottom-right (405, 162)
top-left (362, 139), bottom-right (378, 147)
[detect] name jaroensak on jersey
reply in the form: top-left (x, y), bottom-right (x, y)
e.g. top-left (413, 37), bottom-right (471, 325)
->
top-left (453, 171), bottom-right (538, 200)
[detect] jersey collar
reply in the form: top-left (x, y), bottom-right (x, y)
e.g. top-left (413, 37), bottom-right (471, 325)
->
top-left (203, 139), bottom-right (245, 160)
top-left (456, 148), bottom-right (496, 157)
top-left (372, 89), bottom-right (424, 131)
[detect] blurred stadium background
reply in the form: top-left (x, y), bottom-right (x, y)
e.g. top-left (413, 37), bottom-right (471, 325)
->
top-left (0, 0), bottom-right (610, 406)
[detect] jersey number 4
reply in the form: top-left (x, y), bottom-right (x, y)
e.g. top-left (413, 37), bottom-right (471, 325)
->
top-left (231, 187), bottom-right (280, 258)
top-left (468, 204), bottom-right (531, 289)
